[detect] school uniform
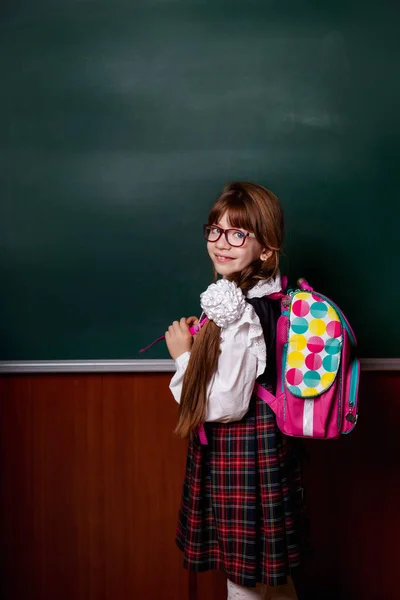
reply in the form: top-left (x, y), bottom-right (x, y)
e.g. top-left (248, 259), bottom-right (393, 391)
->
top-left (170, 276), bottom-right (303, 589)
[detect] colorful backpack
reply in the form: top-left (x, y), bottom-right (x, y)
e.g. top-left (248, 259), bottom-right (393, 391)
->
top-left (255, 278), bottom-right (360, 439)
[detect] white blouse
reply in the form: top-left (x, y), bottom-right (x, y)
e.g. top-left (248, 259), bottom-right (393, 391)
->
top-left (169, 274), bottom-right (282, 423)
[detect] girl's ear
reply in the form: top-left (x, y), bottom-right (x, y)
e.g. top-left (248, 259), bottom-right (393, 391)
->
top-left (260, 249), bottom-right (272, 262)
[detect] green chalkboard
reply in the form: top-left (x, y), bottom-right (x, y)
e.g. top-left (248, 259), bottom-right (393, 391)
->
top-left (1, 0), bottom-right (399, 360)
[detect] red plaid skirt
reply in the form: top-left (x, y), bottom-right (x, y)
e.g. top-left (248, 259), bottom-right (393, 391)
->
top-left (176, 396), bottom-right (303, 587)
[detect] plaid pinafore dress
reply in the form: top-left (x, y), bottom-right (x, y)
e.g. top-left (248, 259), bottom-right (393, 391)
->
top-left (176, 296), bottom-right (304, 588)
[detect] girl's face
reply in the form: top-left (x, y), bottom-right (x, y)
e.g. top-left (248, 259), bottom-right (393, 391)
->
top-left (206, 212), bottom-right (269, 278)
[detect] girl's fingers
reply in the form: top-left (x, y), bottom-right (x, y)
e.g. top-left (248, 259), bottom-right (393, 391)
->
top-left (186, 316), bottom-right (199, 327)
top-left (167, 321), bottom-right (184, 337)
top-left (166, 322), bottom-right (176, 337)
top-left (180, 317), bottom-right (190, 332)
top-left (166, 319), bottom-right (192, 338)
top-left (173, 320), bottom-right (182, 334)
top-left (181, 320), bottom-right (193, 338)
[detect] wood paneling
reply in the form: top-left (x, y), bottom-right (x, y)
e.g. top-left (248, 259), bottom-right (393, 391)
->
top-left (0, 374), bottom-right (188, 600)
top-left (0, 371), bottom-right (399, 600)
top-left (299, 372), bottom-right (400, 600)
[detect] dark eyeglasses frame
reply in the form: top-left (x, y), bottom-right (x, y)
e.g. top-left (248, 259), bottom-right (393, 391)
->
top-left (203, 224), bottom-right (256, 248)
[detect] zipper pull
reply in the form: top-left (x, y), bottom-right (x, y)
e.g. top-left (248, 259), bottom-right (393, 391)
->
top-left (345, 412), bottom-right (357, 424)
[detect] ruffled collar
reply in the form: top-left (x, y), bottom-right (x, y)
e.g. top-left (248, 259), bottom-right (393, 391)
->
top-left (246, 272), bottom-right (282, 299)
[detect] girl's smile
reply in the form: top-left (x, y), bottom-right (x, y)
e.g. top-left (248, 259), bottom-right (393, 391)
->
top-left (214, 254), bottom-right (234, 263)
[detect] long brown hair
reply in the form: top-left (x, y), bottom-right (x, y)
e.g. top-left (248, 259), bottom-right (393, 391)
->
top-left (175, 181), bottom-right (284, 438)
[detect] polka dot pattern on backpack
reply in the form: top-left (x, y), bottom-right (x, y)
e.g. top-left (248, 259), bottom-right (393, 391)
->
top-left (286, 292), bottom-right (343, 398)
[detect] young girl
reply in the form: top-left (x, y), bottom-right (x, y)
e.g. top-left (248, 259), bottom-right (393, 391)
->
top-left (165, 182), bottom-right (303, 600)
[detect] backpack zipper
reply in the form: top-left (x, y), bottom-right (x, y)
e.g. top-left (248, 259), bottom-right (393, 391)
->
top-left (281, 294), bottom-right (291, 422)
top-left (282, 342), bottom-right (288, 420)
top-left (337, 362), bottom-right (343, 431)
top-left (343, 358), bottom-right (360, 433)
top-left (349, 358), bottom-right (360, 409)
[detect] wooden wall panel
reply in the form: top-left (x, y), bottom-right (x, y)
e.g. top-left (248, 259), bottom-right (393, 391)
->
top-left (0, 371), bottom-right (399, 600)
top-left (0, 374), bottom-right (188, 600)
top-left (299, 372), bottom-right (400, 600)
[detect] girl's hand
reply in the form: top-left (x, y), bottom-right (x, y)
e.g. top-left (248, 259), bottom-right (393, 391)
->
top-left (165, 317), bottom-right (193, 360)
top-left (185, 316), bottom-right (199, 328)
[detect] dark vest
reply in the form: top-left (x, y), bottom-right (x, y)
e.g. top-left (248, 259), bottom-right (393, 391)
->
top-left (246, 296), bottom-right (281, 389)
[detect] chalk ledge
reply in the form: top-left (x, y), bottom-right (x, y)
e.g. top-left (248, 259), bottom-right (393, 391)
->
top-left (0, 358), bottom-right (399, 373)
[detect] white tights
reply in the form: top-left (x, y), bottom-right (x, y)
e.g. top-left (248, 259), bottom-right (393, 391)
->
top-left (227, 577), bottom-right (298, 600)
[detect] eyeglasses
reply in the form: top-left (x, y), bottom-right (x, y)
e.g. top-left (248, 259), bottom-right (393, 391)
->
top-left (203, 224), bottom-right (256, 248)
